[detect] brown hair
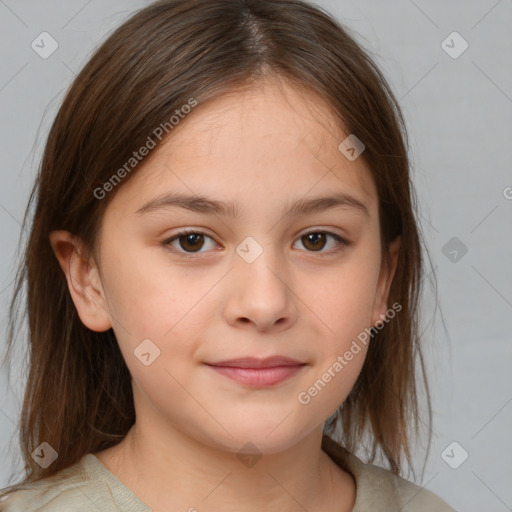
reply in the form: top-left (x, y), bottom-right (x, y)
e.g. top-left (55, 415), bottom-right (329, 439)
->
top-left (1, 0), bottom-right (433, 497)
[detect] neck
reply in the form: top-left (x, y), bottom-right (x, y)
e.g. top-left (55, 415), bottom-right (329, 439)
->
top-left (96, 420), bottom-right (355, 512)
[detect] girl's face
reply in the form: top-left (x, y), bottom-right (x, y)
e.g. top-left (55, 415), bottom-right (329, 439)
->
top-left (66, 80), bottom-right (399, 454)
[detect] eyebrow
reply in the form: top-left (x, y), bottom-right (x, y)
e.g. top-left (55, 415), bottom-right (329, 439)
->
top-left (136, 191), bottom-right (369, 218)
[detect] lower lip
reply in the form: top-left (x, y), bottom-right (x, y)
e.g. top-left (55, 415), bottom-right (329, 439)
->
top-left (206, 364), bottom-right (305, 387)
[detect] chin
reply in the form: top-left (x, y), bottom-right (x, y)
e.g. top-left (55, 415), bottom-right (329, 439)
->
top-left (197, 422), bottom-right (313, 457)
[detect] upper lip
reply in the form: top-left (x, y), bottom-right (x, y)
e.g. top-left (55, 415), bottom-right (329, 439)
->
top-left (205, 356), bottom-right (305, 369)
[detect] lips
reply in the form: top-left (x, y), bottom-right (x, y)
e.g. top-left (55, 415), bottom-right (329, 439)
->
top-left (204, 356), bottom-right (306, 387)
top-left (206, 356), bottom-right (304, 368)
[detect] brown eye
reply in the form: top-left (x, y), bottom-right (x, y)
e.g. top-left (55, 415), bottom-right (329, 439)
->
top-left (163, 231), bottom-right (218, 254)
top-left (293, 231), bottom-right (349, 254)
top-left (178, 233), bottom-right (205, 252)
top-left (301, 232), bottom-right (327, 251)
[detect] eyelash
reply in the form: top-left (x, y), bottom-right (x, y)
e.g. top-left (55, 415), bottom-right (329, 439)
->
top-left (161, 229), bottom-right (351, 258)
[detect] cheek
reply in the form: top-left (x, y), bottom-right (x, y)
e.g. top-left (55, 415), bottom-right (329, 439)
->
top-left (294, 254), bottom-right (380, 416)
top-left (101, 245), bottom-right (202, 335)
top-left (295, 298), bottom-right (370, 423)
top-left (298, 345), bottom-right (367, 409)
top-left (299, 258), bottom-right (380, 343)
top-left (99, 250), bottom-right (214, 391)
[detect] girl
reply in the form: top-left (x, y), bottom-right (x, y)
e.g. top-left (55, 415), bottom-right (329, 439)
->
top-left (0, 0), bottom-right (457, 510)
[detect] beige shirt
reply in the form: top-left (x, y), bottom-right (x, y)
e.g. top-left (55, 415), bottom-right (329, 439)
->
top-left (0, 436), bottom-right (457, 511)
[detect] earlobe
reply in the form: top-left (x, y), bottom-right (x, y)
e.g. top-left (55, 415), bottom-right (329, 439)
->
top-left (371, 235), bottom-right (401, 325)
top-left (49, 230), bottom-right (112, 332)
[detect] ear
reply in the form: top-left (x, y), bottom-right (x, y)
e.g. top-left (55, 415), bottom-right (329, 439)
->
top-left (371, 235), bottom-right (401, 326)
top-left (49, 230), bottom-right (112, 332)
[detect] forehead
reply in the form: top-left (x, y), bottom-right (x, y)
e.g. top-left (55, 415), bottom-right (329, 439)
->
top-left (107, 79), bottom-right (377, 217)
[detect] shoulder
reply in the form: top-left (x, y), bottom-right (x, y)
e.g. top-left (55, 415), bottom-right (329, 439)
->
top-left (0, 456), bottom-right (90, 511)
top-left (322, 435), bottom-right (458, 512)
top-left (0, 455), bottom-right (103, 512)
top-left (0, 454), bottom-right (149, 512)
top-left (346, 454), bottom-right (458, 512)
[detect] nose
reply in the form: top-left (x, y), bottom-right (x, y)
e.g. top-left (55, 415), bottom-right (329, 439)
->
top-left (222, 248), bottom-right (298, 333)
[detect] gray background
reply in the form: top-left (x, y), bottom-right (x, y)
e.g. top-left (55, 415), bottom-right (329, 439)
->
top-left (1, 1), bottom-right (511, 510)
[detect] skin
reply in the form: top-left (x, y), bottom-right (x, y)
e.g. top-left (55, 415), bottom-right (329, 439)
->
top-left (50, 78), bottom-right (400, 512)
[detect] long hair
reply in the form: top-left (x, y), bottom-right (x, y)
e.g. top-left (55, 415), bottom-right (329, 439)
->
top-left (1, 0), bottom-right (432, 496)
